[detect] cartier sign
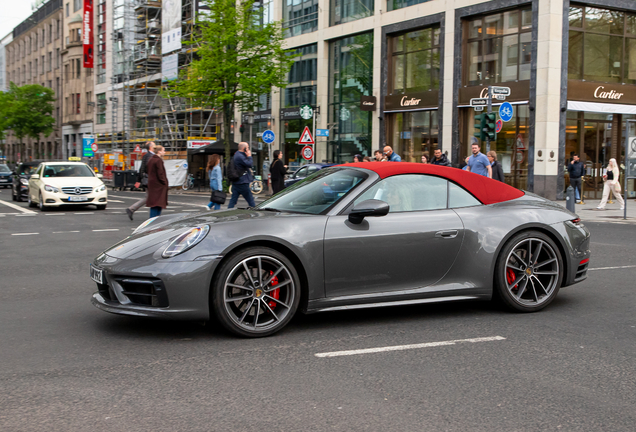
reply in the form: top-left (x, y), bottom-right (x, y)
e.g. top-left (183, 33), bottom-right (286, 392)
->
top-left (384, 91), bottom-right (439, 112)
top-left (568, 80), bottom-right (636, 105)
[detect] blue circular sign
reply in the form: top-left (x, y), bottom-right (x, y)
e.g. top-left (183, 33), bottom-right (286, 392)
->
top-left (261, 129), bottom-right (275, 144)
top-left (499, 102), bottom-right (513, 122)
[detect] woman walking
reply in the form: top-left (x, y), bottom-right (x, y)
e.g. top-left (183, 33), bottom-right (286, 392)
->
top-left (206, 154), bottom-right (223, 210)
top-left (487, 151), bottom-right (505, 182)
top-left (597, 158), bottom-right (625, 210)
top-left (270, 150), bottom-right (287, 194)
top-left (146, 145), bottom-right (168, 217)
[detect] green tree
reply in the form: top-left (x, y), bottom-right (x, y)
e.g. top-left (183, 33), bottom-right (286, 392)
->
top-left (164, 0), bottom-right (295, 161)
top-left (3, 83), bottom-right (56, 159)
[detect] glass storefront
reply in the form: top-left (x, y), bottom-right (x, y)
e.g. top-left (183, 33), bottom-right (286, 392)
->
top-left (390, 111), bottom-right (438, 162)
top-left (328, 32), bottom-right (373, 163)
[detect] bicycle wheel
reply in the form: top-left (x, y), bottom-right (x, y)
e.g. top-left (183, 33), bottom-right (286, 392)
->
top-left (251, 181), bottom-right (263, 194)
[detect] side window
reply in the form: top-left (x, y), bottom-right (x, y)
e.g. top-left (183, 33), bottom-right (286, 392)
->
top-left (37, 165), bottom-right (44, 176)
top-left (355, 174), bottom-right (448, 213)
top-left (307, 166), bottom-right (320, 176)
top-left (295, 167), bottom-right (308, 178)
top-left (448, 182), bottom-right (481, 208)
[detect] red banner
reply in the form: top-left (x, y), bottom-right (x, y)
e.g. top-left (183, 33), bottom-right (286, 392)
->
top-left (83, 0), bottom-right (94, 68)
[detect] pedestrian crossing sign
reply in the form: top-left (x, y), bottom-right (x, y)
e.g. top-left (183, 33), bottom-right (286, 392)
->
top-left (298, 126), bottom-right (315, 145)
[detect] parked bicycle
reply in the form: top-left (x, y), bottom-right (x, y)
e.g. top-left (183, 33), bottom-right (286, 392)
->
top-left (182, 173), bottom-right (195, 191)
top-left (228, 175), bottom-right (263, 195)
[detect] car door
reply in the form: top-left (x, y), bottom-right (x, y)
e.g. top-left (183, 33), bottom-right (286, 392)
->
top-left (323, 174), bottom-right (465, 298)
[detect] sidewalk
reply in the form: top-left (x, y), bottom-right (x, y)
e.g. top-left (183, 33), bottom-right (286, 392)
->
top-left (553, 198), bottom-right (636, 224)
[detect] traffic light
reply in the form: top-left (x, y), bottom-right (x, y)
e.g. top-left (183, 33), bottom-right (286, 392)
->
top-left (473, 112), bottom-right (485, 141)
top-left (483, 113), bottom-right (497, 141)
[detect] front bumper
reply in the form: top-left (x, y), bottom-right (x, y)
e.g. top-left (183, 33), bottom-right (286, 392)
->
top-left (90, 253), bottom-right (221, 320)
top-left (42, 189), bottom-right (108, 206)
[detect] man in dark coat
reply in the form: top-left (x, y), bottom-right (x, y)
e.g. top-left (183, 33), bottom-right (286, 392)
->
top-left (487, 151), bottom-right (505, 182)
top-left (430, 149), bottom-right (451, 167)
top-left (270, 149), bottom-right (287, 194)
top-left (228, 142), bottom-right (256, 208)
top-left (126, 141), bottom-right (155, 220)
top-left (567, 154), bottom-right (585, 203)
top-left (146, 145), bottom-right (168, 217)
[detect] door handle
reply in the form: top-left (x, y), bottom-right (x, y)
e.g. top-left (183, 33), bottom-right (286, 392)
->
top-left (435, 230), bottom-right (458, 239)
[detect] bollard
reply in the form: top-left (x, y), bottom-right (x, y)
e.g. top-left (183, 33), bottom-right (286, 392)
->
top-left (566, 186), bottom-right (576, 213)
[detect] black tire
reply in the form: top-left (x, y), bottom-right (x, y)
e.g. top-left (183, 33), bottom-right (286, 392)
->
top-left (211, 247), bottom-right (301, 337)
top-left (27, 190), bottom-right (36, 208)
top-left (494, 230), bottom-right (563, 312)
top-left (16, 187), bottom-right (22, 202)
top-left (38, 191), bottom-right (47, 211)
top-left (96, 204), bottom-right (107, 210)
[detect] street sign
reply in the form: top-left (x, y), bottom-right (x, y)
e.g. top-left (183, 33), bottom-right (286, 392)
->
top-left (134, 144), bottom-right (142, 152)
top-left (495, 119), bottom-right (503, 133)
top-left (299, 104), bottom-right (313, 120)
top-left (261, 129), bottom-right (275, 144)
top-left (316, 129), bottom-right (329, 137)
top-left (91, 142), bottom-right (98, 153)
top-left (499, 102), bottom-right (513, 122)
top-left (470, 98), bottom-right (488, 107)
top-left (301, 145), bottom-right (314, 161)
top-left (474, 106), bottom-right (484, 111)
top-left (491, 86), bottom-right (511, 96)
top-left (298, 126), bottom-right (315, 145)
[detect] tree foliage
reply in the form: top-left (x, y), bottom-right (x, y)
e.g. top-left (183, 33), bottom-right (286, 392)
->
top-left (164, 0), bottom-right (296, 160)
top-left (2, 83), bottom-right (56, 145)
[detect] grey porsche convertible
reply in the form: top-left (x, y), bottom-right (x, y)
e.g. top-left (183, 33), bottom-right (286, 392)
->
top-left (90, 162), bottom-right (591, 337)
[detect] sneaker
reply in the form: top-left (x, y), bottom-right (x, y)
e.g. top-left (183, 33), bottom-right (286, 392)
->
top-left (126, 208), bottom-right (134, 221)
top-left (595, 207), bottom-right (604, 210)
top-left (620, 207), bottom-right (625, 210)
top-left (576, 201), bottom-right (582, 204)
top-left (206, 206), bottom-right (212, 211)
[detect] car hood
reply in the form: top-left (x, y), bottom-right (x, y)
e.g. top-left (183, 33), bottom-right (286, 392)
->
top-left (41, 176), bottom-right (103, 187)
top-left (102, 209), bottom-right (301, 260)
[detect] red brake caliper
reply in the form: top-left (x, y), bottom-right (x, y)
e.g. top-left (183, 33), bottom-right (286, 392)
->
top-left (268, 270), bottom-right (280, 309)
top-left (506, 268), bottom-right (518, 290)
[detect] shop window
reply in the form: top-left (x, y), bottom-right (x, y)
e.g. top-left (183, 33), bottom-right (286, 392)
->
top-left (568, 6), bottom-right (636, 84)
top-left (331, 0), bottom-right (374, 26)
top-left (282, 0), bottom-right (318, 38)
top-left (464, 9), bottom-right (532, 86)
top-left (390, 111), bottom-right (438, 163)
top-left (391, 27), bottom-right (440, 94)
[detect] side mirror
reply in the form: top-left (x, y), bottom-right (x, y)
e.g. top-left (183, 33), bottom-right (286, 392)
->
top-left (348, 199), bottom-right (389, 224)
top-left (96, 173), bottom-right (103, 179)
top-left (31, 174), bottom-right (40, 180)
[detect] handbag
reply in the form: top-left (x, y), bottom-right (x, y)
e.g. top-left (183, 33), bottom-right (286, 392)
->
top-left (210, 190), bottom-right (227, 204)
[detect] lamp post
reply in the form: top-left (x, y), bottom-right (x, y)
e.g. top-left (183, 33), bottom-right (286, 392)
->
top-left (246, 112), bottom-right (255, 152)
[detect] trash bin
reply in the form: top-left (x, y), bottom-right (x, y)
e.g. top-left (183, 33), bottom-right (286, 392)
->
top-left (125, 170), bottom-right (139, 190)
top-left (113, 171), bottom-right (125, 191)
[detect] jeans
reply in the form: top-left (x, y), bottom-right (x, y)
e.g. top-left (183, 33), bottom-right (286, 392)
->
top-left (149, 206), bottom-right (162, 218)
top-left (207, 202), bottom-right (221, 210)
top-left (570, 177), bottom-right (581, 201)
top-left (228, 183), bottom-right (255, 208)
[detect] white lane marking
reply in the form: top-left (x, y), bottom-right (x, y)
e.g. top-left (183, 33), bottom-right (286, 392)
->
top-left (15, 214), bottom-right (37, 217)
top-left (45, 213), bottom-right (66, 216)
top-left (315, 336), bottom-right (507, 358)
top-left (52, 231), bottom-right (80, 234)
top-left (92, 229), bottom-right (120, 232)
top-left (12, 232), bottom-right (39, 236)
top-left (105, 207), bottom-right (126, 210)
top-left (589, 265), bottom-right (636, 271)
top-left (74, 212), bottom-right (94, 215)
top-left (0, 199), bottom-right (37, 214)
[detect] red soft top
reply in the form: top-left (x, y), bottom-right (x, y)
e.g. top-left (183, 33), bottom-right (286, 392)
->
top-left (339, 162), bottom-right (525, 205)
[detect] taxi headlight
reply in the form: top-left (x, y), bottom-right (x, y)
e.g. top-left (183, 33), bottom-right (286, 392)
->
top-left (162, 225), bottom-right (210, 258)
top-left (95, 184), bottom-right (106, 192)
top-left (44, 184), bottom-right (60, 193)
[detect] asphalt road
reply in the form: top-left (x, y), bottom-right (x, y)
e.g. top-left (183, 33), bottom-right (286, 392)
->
top-left (1, 186), bottom-right (635, 431)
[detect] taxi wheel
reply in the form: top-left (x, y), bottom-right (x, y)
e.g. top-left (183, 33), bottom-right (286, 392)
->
top-left (27, 191), bottom-right (36, 208)
top-left (96, 204), bottom-right (107, 210)
top-left (38, 191), bottom-right (48, 211)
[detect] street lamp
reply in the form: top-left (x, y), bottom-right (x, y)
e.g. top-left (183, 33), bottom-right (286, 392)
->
top-left (246, 112), bottom-right (254, 151)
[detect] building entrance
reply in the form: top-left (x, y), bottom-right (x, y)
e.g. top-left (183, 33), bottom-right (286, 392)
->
top-left (582, 121), bottom-right (612, 200)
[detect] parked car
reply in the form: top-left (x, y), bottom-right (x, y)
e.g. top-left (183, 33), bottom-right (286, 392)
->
top-left (90, 162), bottom-right (590, 338)
top-left (27, 162), bottom-right (108, 210)
top-left (11, 161), bottom-right (42, 201)
top-left (284, 163), bottom-right (335, 189)
top-left (0, 164), bottom-right (12, 188)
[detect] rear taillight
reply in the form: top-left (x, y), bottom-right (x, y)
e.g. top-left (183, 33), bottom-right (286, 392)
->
top-left (571, 218), bottom-right (581, 224)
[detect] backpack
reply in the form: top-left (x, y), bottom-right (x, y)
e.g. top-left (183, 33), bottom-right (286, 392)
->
top-left (226, 158), bottom-right (241, 182)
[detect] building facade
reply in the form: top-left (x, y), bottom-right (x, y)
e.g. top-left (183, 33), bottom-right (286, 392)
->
top-left (5, 0), bottom-right (64, 163)
top-left (237, 0), bottom-right (636, 200)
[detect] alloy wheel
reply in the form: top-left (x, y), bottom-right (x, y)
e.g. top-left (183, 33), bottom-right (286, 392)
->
top-left (223, 255), bottom-right (296, 333)
top-left (504, 238), bottom-right (559, 307)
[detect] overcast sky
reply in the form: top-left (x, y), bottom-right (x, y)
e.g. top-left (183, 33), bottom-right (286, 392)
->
top-left (1, 2), bottom-right (35, 40)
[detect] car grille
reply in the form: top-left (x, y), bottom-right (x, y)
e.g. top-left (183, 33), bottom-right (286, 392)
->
top-left (62, 186), bottom-right (93, 195)
top-left (97, 277), bottom-right (169, 307)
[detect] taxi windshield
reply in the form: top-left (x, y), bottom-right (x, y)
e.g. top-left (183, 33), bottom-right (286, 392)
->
top-left (43, 164), bottom-right (95, 177)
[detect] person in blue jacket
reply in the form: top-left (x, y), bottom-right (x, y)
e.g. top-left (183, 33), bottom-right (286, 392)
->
top-left (228, 142), bottom-right (256, 209)
top-left (206, 154), bottom-right (223, 210)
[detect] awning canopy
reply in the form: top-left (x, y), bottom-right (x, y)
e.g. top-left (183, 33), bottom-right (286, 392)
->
top-left (567, 100), bottom-right (636, 115)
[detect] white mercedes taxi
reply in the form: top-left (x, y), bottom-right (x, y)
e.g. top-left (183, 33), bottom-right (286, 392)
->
top-left (28, 162), bottom-right (108, 210)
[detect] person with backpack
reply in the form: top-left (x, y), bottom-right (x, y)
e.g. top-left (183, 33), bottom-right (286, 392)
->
top-left (227, 142), bottom-right (256, 208)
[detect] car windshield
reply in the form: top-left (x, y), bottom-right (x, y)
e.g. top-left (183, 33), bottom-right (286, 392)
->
top-left (257, 167), bottom-right (368, 215)
top-left (42, 164), bottom-right (95, 178)
top-left (20, 165), bottom-right (38, 175)
top-left (0, 164), bottom-right (10, 173)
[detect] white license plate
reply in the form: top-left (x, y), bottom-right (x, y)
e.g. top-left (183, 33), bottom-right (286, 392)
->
top-left (69, 196), bottom-right (88, 202)
top-left (90, 265), bottom-right (103, 284)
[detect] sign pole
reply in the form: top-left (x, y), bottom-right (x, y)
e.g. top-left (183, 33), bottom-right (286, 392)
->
top-left (486, 86), bottom-right (492, 153)
top-left (312, 111), bottom-right (316, 164)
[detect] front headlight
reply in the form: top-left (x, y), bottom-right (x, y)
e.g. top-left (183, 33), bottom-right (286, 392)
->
top-left (95, 184), bottom-right (106, 192)
top-left (20, 178), bottom-right (28, 185)
top-left (132, 216), bottom-right (159, 235)
top-left (44, 184), bottom-right (60, 193)
top-left (162, 225), bottom-right (210, 258)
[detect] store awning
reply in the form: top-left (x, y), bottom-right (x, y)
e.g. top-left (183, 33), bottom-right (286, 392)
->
top-left (567, 100), bottom-right (636, 115)
top-left (187, 140), bottom-right (239, 155)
